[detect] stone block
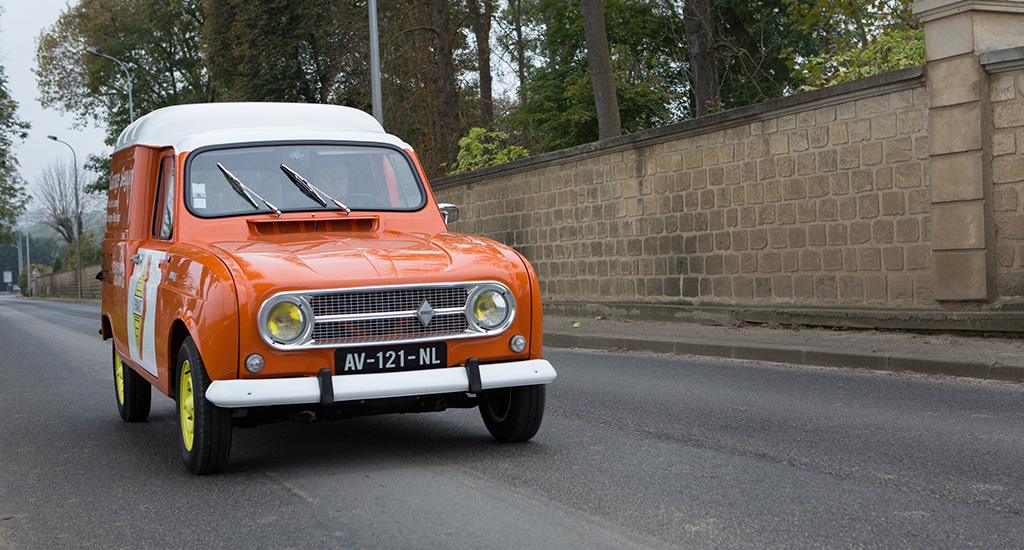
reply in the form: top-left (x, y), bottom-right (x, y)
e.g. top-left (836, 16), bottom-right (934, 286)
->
top-left (800, 249), bottom-right (821, 270)
top-left (839, 275), bottom-right (864, 301)
top-left (896, 218), bottom-right (921, 242)
top-left (994, 185), bottom-right (1019, 212)
top-left (992, 132), bottom-right (1016, 156)
top-left (927, 55), bottom-right (981, 107)
top-left (872, 114), bottom-right (898, 139)
top-left (857, 95), bottom-right (889, 115)
top-left (898, 110), bottom-right (924, 134)
top-left (882, 192), bottom-right (907, 216)
top-left (930, 151), bottom-right (984, 202)
top-left (895, 163), bottom-right (923, 189)
top-left (864, 274), bottom-right (888, 302)
top-left (885, 138), bottom-right (914, 163)
top-left (883, 247), bottom-right (904, 270)
top-left (823, 248), bottom-right (843, 270)
top-left (839, 145), bottom-right (861, 169)
top-left (929, 103), bottom-right (982, 155)
top-left (933, 250), bottom-right (988, 300)
top-left (906, 244), bottom-right (931, 270)
top-left (809, 127), bottom-right (830, 148)
top-left (850, 220), bottom-right (871, 244)
top-left (990, 73), bottom-right (1017, 102)
top-left (993, 103), bottom-right (1024, 128)
top-left (849, 119), bottom-right (872, 142)
top-left (973, 12), bottom-right (1024, 54)
top-left (872, 219), bottom-right (895, 243)
top-left (889, 273), bottom-right (914, 301)
top-left (862, 142), bottom-right (883, 166)
top-left (932, 201), bottom-right (986, 250)
top-left (993, 154), bottom-right (1024, 183)
top-left (830, 123), bottom-right (850, 145)
top-left (790, 130), bottom-right (809, 152)
top-left (815, 274), bottom-right (838, 299)
top-left (995, 213), bottom-right (1024, 239)
top-left (920, 11), bottom-right (973, 61)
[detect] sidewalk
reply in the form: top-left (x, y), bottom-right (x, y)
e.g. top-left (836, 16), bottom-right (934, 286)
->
top-left (544, 314), bottom-right (1024, 382)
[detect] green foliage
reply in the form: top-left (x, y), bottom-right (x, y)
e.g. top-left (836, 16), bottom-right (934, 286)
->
top-left (511, 0), bottom-right (686, 152)
top-left (35, 0), bottom-right (212, 190)
top-left (448, 128), bottom-right (530, 175)
top-left (796, 29), bottom-right (924, 87)
top-left (0, 59), bottom-right (30, 245)
top-left (784, 0), bottom-right (922, 88)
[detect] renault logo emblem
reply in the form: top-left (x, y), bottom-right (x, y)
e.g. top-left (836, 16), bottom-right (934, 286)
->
top-left (417, 300), bottom-right (434, 327)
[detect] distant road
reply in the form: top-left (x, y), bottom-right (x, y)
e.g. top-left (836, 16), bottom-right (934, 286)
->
top-left (1, 298), bottom-right (1022, 548)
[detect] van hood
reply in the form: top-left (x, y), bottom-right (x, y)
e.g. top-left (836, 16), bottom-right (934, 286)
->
top-left (206, 231), bottom-right (521, 292)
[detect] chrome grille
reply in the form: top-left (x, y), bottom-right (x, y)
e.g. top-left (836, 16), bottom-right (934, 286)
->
top-left (259, 282), bottom-right (515, 349)
top-left (312, 313), bottom-right (469, 344)
top-left (309, 287), bottom-right (467, 317)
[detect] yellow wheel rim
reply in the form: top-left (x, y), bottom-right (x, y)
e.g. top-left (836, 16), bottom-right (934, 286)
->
top-left (179, 360), bottom-right (195, 451)
top-left (115, 354), bottom-right (125, 405)
top-left (486, 389), bottom-right (512, 422)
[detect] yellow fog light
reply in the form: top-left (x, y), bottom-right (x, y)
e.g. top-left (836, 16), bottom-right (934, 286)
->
top-left (467, 285), bottom-right (515, 331)
top-left (259, 296), bottom-right (312, 347)
top-left (268, 302), bottom-right (304, 342)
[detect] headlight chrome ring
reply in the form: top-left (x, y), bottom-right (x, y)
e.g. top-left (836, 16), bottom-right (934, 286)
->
top-left (466, 283), bottom-right (516, 332)
top-left (257, 295), bottom-right (314, 346)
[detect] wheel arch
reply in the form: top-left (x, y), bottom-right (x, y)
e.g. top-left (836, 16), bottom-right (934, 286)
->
top-left (100, 313), bottom-right (113, 341)
top-left (167, 319), bottom-right (193, 399)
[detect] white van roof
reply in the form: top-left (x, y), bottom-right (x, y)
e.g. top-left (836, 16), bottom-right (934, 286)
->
top-left (114, 103), bottom-right (411, 154)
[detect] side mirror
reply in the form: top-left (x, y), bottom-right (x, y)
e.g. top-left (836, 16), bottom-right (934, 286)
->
top-left (438, 203), bottom-right (460, 227)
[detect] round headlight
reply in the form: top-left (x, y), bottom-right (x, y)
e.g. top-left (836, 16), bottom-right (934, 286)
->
top-left (266, 301), bottom-right (305, 343)
top-left (470, 288), bottom-right (511, 329)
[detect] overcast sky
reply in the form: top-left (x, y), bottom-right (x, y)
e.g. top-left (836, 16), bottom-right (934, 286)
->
top-left (3, 0), bottom-right (108, 206)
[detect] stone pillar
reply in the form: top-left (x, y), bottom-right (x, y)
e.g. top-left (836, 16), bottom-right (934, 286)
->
top-left (914, 0), bottom-right (1024, 300)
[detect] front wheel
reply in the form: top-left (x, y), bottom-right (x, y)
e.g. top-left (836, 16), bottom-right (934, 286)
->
top-left (479, 385), bottom-right (546, 442)
top-left (176, 336), bottom-right (232, 475)
top-left (113, 346), bottom-right (151, 422)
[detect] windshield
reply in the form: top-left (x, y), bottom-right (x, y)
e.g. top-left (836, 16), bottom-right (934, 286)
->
top-left (186, 143), bottom-right (426, 217)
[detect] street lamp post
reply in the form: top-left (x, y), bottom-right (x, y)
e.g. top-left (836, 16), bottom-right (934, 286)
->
top-left (47, 135), bottom-right (83, 299)
top-left (85, 47), bottom-right (134, 122)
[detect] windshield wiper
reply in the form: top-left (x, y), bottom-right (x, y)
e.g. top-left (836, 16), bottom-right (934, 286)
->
top-left (279, 164), bottom-right (351, 215)
top-left (216, 163), bottom-right (282, 217)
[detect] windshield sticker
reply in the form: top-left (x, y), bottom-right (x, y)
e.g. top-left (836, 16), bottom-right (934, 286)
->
top-left (192, 183), bottom-right (207, 209)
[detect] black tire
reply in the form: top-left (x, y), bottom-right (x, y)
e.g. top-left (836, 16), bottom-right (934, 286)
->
top-left (479, 384), bottom-right (546, 442)
top-left (176, 336), bottom-right (232, 475)
top-left (113, 345), bottom-right (151, 422)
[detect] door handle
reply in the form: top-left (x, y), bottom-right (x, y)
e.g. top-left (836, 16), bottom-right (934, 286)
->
top-left (130, 254), bottom-right (143, 265)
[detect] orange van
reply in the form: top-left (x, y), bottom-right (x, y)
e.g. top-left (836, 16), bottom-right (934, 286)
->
top-left (99, 103), bottom-right (555, 474)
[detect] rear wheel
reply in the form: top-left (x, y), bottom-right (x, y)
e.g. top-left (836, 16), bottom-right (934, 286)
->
top-left (176, 336), bottom-right (232, 475)
top-left (479, 385), bottom-right (546, 442)
top-left (113, 346), bottom-right (151, 422)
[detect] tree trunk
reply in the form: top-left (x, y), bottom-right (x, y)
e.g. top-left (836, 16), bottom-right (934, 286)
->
top-left (579, 0), bottom-right (621, 140)
top-left (467, 0), bottom-right (494, 125)
top-left (511, 0), bottom-right (527, 103)
top-left (683, 0), bottom-right (719, 117)
top-left (432, 0), bottom-right (460, 167)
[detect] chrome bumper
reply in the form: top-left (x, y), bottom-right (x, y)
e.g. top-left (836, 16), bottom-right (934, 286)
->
top-left (205, 359), bottom-right (556, 408)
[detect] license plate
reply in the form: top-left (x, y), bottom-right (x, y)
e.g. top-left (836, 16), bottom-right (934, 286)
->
top-left (334, 342), bottom-right (447, 375)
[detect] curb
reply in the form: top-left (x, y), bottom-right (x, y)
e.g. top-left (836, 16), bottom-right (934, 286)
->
top-left (545, 332), bottom-right (1024, 383)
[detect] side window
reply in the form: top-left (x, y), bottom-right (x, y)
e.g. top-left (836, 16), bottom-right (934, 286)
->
top-left (153, 156), bottom-right (175, 239)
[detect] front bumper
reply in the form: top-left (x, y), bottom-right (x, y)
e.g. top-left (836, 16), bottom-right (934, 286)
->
top-left (205, 359), bottom-right (556, 408)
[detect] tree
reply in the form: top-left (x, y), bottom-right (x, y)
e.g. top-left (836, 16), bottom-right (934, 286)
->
top-left (203, 0), bottom-right (346, 103)
top-left (466, 0), bottom-right (495, 125)
top-left (33, 160), bottom-right (97, 247)
top-left (512, 0), bottom-right (686, 152)
top-left (785, 0), bottom-right (922, 88)
top-left (683, 0), bottom-right (718, 117)
top-left (579, 0), bottom-right (621, 139)
top-left (0, 46), bottom-right (30, 245)
top-left (35, 0), bottom-right (212, 189)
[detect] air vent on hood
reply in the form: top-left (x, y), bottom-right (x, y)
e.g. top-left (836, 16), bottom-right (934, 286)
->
top-left (248, 217), bottom-right (377, 236)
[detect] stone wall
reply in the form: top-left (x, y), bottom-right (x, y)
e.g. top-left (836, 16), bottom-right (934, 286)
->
top-left (32, 264), bottom-right (101, 298)
top-left (437, 69), bottom-right (934, 310)
top-left (988, 64), bottom-right (1024, 301)
top-left (432, 1), bottom-right (1024, 331)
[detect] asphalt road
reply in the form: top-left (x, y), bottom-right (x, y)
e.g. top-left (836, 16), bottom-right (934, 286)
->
top-left (1, 296), bottom-right (1022, 549)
